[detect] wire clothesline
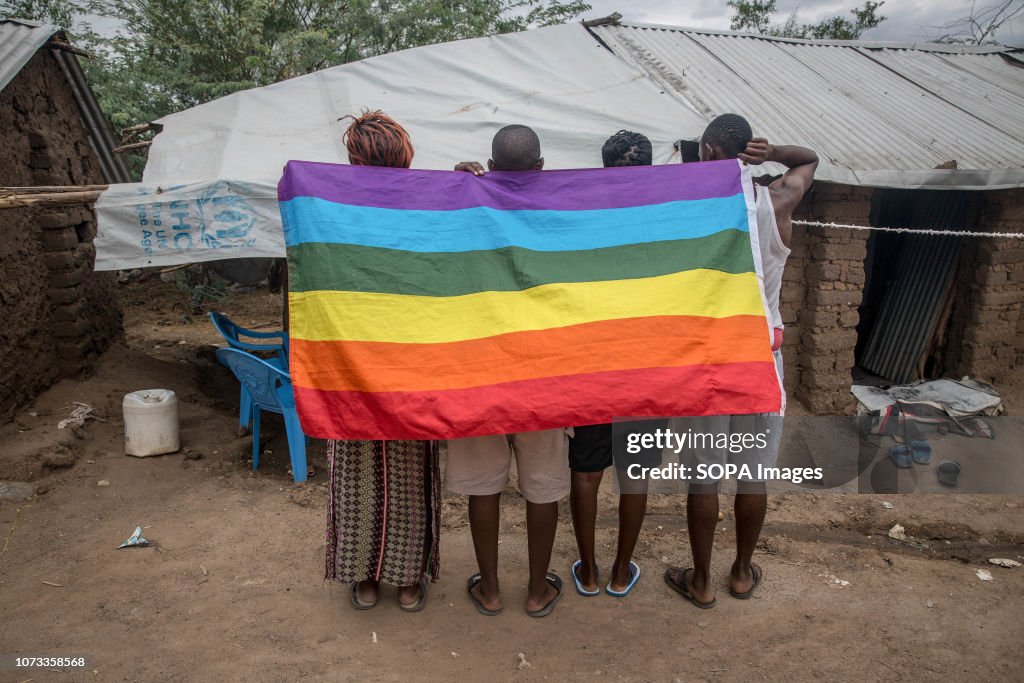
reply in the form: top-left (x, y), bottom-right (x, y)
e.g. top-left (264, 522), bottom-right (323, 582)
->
top-left (792, 219), bottom-right (1024, 240)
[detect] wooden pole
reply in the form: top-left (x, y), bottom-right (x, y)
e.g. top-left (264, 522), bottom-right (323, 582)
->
top-left (47, 40), bottom-right (91, 57)
top-left (0, 190), bottom-right (105, 210)
top-left (1, 185), bottom-right (109, 194)
top-left (113, 140), bottom-right (153, 154)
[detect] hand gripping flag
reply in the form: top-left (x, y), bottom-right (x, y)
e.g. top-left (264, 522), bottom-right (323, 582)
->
top-left (278, 159), bottom-right (781, 440)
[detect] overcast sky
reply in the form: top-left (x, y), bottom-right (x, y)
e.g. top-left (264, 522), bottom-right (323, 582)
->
top-left (81, 1), bottom-right (1023, 44)
top-left (579, 0), bottom-right (1024, 44)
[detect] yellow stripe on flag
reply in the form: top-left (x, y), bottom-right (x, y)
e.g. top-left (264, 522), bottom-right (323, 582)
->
top-left (289, 269), bottom-right (767, 344)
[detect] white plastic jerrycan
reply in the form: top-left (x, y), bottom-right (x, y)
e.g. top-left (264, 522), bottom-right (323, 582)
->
top-left (123, 389), bottom-right (180, 457)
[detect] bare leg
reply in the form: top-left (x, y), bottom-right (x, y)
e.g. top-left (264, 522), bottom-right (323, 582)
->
top-left (468, 493), bottom-right (502, 612)
top-left (731, 481), bottom-right (767, 593)
top-left (684, 482), bottom-right (719, 604)
top-left (569, 470), bottom-right (602, 592)
top-left (524, 500), bottom-right (559, 612)
top-left (609, 491), bottom-right (647, 591)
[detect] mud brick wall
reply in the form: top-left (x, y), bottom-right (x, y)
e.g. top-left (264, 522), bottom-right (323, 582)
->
top-left (945, 189), bottom-right (1024, 381)
top-left (0, 49), bottom-right (122, 422)
top-left (778, 183), bottom-right (872, 414)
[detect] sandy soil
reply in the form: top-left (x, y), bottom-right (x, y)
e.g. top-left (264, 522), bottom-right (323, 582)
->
top-left (1, 278), bottom-right (1023, 682)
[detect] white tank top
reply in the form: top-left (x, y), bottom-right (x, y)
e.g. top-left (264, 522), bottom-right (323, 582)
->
top-left (754, 186), bottom-right (790, 330)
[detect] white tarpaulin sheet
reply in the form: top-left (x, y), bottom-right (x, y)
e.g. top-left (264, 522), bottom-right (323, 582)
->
top-left (95, 180), bottom-right (282, 269)
top-left (94, 24), bottom-right (708, 270)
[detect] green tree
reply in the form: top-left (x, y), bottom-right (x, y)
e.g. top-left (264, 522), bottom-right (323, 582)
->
top-left (1, 0), bottom-right (590, 132)
top-left (96, 0), bottom-right (589, 110)
top-left (0, 0), bottom-right (75, 25)
top-left (728, 0), bottom-right (885, 40)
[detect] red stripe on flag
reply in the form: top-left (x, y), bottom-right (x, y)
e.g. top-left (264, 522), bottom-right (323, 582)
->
top-left (293, 361), bottom-right (781, 440)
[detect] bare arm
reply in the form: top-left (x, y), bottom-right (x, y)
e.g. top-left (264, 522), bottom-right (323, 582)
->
top-left (765, 144), bottom-right (818, 212)
top-left (740, 139), bottom-right (818, 247)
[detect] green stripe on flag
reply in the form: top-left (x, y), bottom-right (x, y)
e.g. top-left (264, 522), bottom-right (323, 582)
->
top-left (288, 229), bottom-right (755, 296)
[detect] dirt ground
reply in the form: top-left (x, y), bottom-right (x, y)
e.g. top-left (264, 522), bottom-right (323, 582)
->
top-left (1, 277), bottom-right (1023, 682)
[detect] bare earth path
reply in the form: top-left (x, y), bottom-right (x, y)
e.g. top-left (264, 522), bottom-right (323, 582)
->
top-left (1, 280), bottom-right (1022, 682)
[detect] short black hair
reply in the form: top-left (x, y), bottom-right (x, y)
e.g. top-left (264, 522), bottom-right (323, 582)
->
top-left (674, 139), bottom-right (701, 163)
top-left (491, 125), bottom-right (541, 171)
top-left (701, 114), bottom-right (753, 158)
top-left (601, 130), bottom-right (652, 167)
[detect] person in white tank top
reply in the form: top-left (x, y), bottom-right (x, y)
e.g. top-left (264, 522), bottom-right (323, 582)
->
top-left (665, 114), bottom-right (818, 609)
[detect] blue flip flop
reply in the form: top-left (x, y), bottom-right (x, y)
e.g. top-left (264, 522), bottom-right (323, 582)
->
top-left (910, 440), bottom-right (931, 465)
top-left (889, 445), bottom-right (913, 469)
top-left (571, 560), bottom-right (601, 597)
top-left (605, 561), bottom-right (641, 597)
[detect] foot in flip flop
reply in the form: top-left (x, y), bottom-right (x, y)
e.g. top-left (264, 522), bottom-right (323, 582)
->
top-left (606, 561), bottom-right (641, 597)
top-left (350, 580), bottom-right (379, 610)
top-left (664, 567), bottom-right (716, 609)
top-left (526, 572), bottom-right (563, 618)
top-left (399, 574), bottom-right (431, 613)
top-left (571, 560), bottom-right (601, 597)
top-left (466, 573), bottom-right (503, 616)
top-left (729, 562), bottom-right (764, 599)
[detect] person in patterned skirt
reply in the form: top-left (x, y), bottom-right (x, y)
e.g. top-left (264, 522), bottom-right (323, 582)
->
top-left (323, 111), bottom-right (440, 612)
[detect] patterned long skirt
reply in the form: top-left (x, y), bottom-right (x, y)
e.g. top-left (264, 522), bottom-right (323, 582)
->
top-left (325, 439), bottom-right (440, 586)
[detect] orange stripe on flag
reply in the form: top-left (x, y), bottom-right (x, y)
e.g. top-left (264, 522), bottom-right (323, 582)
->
top-left (290, 315), bottom-right (771, 393)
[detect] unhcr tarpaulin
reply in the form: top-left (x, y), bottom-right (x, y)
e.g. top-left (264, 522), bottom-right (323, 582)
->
top-left (279, 159), bottom-right (781, 439)
top-left (93, 24), bottom-right (707, 271)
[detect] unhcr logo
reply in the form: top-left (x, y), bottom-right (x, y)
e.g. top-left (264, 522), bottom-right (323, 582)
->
top-left (197, 182), bottom-right (257, 250)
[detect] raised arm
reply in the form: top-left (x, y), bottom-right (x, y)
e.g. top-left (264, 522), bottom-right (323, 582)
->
top-left (740, 138), bottom-right (818, 246)
top-left (764, 144), bottom-right (818, 215)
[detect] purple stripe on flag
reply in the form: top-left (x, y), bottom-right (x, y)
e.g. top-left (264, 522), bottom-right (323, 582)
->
top-left (277, 159), bottom-right (742, 211)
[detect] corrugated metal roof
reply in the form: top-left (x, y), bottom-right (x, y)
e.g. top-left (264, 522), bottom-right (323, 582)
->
top-left (0, 18), bottom-right (131, 183)
top-left (590, 22), bottom-right (1024, 190)
top-left (0, 18), bottom-right (56, 92)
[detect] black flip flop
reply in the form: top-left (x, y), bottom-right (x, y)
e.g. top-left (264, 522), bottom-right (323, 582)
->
top-left (399, 574), bottom-right (431, 613)
top-left (664, 567), bottom-right (716, 609)
top-left (466, 573), bottom-right (502, 616)
top-left (349, 581), bottom-right (377, 610)
top-left (728, 563), bottom-right (764, 600)
top-left (526, 572), bottom-right (563, 618)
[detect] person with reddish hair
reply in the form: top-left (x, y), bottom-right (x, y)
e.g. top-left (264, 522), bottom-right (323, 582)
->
top-left (342, 109), bottom-right (416, 168)
top-left (323, 110), bottom-right (439, 613)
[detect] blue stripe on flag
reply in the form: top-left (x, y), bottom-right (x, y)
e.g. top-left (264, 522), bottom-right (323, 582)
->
top-left (280, 194), bottom-right (750, 253)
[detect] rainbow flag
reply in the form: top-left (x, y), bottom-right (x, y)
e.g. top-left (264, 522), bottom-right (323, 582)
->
top-left (279, 159), bottom-right (781, 440)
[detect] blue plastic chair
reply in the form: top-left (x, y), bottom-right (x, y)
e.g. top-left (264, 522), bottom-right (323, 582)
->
top-left (209, 312), bottom-right (289, 433)
top-left (215, 348), bottom-right (308, 483)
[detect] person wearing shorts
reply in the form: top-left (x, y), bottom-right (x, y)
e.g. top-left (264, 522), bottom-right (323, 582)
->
top-left (568, 130), bottom-right (664, 599)
top-left (448, 125), bottom-right (569, 618)
top-left (664, 114), bottom-right (817, 609)
top-left (569, 415), bottom-right (666, 597)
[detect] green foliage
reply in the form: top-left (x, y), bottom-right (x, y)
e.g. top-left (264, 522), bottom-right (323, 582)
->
top-left (1, 0), bottom-right (590, 179)
top-left (0, 0), bottom-right (75, 28)
top-left (728, 0), bottom-right (886, 40)
top-left (727, 0), bottom-right (776, 34)
top-left (95, 0), bottom-right (589, 113)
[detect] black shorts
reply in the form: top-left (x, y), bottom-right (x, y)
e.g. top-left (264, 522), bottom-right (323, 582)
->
top-left (569, 419), bottom-right (668, 473)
